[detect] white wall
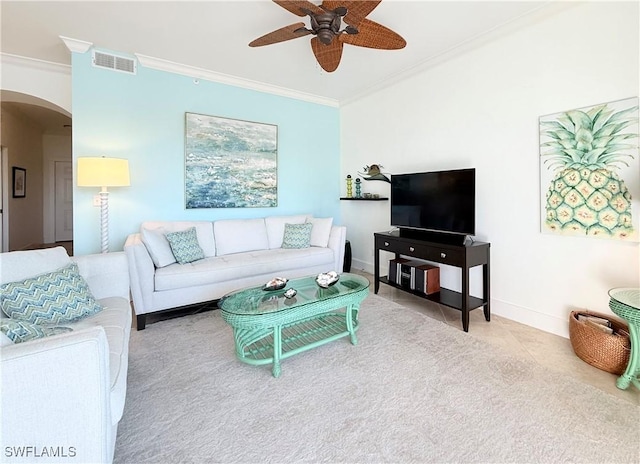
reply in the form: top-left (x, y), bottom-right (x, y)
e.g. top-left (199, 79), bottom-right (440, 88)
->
top-left (340, 2), bottom-right (640, 337)
top-left (0, 54), bottom-right (71, 114)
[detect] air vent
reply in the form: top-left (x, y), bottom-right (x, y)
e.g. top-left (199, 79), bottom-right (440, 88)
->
top-left (92, 51), bottom-right (137, 75)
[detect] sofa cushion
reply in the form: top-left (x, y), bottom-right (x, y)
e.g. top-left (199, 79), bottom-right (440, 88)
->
top-left (141, 221), bottom-right (216, 258)
top-left (282, 223), bottom-right (313, 249)
top-left (0, 246), bottom-right (71, 285)
top-left (165, 227), bottom-right (205, 264)
top-left (154, 247), bottom-right (334, 292)
top-left (0, 319), bottom-right (73, 343)
top-left (141, 227), bottom-right (176, 268)
top-left (214, 218), bottom-right (269, 256)
top-left (307, 217), bottom-right (334, 247)
top-left (72, 295), bottom-right (131, 423)
top-left (0, 263), bottom-right (103, 325)
top-left (265, 214), bottom-right (309, 249)
top-left (73, 296), bottom-right (130, 391)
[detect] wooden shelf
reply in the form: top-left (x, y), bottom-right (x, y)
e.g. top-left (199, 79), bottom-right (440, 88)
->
top-left (378, 277), bottom-right (486, 311)
top-left (339, 197), bottom-right (388, 201)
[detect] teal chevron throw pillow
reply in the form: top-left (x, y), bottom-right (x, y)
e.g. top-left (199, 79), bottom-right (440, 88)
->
top-left (0, 319), bottom-right (73, 344)
top-left (165, 227), bottom-right (205, 264)
top-left (282, 222), bottom-right (313, 249)
top-left (0, 263), bottom-right (103, 324)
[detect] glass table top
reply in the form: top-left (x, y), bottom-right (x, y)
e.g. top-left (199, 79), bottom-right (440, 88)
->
top-left (219, 273), bottom-right (370, 316)
top-left (608, 288), bottom-right (640, 310)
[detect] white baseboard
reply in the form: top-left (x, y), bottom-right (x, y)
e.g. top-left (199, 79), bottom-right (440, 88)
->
top-left (491, 298), bottom-right (569, 339)
top-left (352, 258), bottom-right (373, 275)
top-left (353, 257), bottom-right (569, 339)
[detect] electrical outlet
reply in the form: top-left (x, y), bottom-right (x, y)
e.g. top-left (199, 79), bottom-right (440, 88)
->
top-left (93, 195), bottom-right (101, 207)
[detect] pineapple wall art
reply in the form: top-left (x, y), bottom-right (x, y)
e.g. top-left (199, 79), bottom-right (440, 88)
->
top-left (540, 97), bottom-right (640, 241)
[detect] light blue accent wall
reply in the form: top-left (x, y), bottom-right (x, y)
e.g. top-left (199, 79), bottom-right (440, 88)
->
top-left (71, 50), bottom-right (341, 255)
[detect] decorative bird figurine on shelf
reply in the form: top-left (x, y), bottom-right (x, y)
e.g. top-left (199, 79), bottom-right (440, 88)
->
top-left (359, 164), bottom-right (390, 183)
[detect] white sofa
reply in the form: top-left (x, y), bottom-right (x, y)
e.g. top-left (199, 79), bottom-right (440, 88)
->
top-left (0, 247), bottom-right (131, 464)
top-left (124, 214), bottom-right (346, 329)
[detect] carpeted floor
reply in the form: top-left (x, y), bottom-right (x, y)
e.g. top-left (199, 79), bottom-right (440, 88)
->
top-left (114, 294), bottom-right (639, 463)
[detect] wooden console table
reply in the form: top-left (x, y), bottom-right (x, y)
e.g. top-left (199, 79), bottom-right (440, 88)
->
top-left (374, 231), bottom-right (490, 332)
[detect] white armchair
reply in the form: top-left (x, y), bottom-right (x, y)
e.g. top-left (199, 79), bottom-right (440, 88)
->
top-left (1, 248), bottom-right (132, 464)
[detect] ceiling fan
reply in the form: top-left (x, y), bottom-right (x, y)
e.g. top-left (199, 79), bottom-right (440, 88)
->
top-left (249, 1), bottom-right (406, 72)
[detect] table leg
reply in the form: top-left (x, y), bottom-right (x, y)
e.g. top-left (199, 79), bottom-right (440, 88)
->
top-left (346, 304), bottom-right (358, 345)
top-left (374, 244), bottom-right (380, 294)
top-left (616, 322), bottom-right (640, 390)
top-left (272, 326), bottom-right (282, 378)
top-left (483, 260), bottom-right (491, 322)
top-left (462, 265), bottom-right (470, 332)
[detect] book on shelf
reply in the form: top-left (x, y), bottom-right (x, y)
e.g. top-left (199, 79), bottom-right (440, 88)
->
top-left (388, 258), bottom-right (411, 285)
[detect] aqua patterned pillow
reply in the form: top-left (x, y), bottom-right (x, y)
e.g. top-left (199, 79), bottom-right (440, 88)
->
top-left (0, 319), bottom-right (73, 344)
top-left (281, 222), bottom-right (313, 249)
top-left (0, 263), bottom-right (103, 324)
top-left (165, 227), bottom-right (205, 264)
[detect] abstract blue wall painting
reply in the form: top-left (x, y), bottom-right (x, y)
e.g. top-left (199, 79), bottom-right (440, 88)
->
top-left (185, 112), bottom-right (278, 208)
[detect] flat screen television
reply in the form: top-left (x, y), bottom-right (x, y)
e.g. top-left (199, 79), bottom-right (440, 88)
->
top-left (390, 168), bottom-right (475, 238)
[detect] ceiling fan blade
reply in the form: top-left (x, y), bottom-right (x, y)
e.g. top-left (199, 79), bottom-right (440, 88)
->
top-left (249, 22), bottom-right (311, 47)
top-left (340, 18), bottom-right (406, 49)
top-left (273, 0), bottom-right (324, 16)
top-left (311, 36), bottom-right (343, 72)
top-left (322, 1), bottom-right (382, 27)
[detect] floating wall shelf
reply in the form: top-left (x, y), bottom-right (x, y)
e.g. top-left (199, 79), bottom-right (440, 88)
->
top-left (339, 197), bottom-right (388, 201)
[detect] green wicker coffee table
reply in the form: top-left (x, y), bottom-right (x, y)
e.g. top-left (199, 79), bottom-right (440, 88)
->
top-left (608, 287), bottom-right (640, 391)
top-left (219, 273), bottom-right (370, 377)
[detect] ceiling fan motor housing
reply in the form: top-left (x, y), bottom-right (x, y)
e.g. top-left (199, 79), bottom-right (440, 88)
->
top-left (311, 12), bottom-right (343, 45)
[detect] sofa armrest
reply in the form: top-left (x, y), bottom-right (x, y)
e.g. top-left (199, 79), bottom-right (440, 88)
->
top-left (72, 251), bottom-right (129, 301)
top-left (327, 225), bottom-right (347, 273)
top-left (1, 327), bottom-right (113, 463)
top-left (123, 233), bottom-right (155, 315)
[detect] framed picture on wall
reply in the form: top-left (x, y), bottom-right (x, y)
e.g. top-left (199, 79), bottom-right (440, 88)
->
top-left (12, 167), bottom-right (26, 198)
top-left (184, 112), bottom-right (278, 209)
top-left (539, 97), bottom-right (639, 241)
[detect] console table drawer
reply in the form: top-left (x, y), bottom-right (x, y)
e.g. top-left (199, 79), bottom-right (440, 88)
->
top-left (425, 248), bottom-right (463, 266)
top-left (378, 239), bottom-right (425, 256)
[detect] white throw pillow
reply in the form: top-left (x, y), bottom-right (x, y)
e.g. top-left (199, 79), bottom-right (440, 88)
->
top-left (141, 227), bottom-right (176, 268)
top-left (142, 221), bottom-right (216, 257)
top-left (214, 218), bottom-right (269, 256)
top-left (307, 217), bottom-right (334, 247)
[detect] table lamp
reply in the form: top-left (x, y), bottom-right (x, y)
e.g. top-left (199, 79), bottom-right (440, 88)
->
top-left (77, 157), bottom-right (130, 253)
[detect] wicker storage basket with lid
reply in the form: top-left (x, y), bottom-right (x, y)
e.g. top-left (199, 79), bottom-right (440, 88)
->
top-left (569, 310), bottom-right (630, 375)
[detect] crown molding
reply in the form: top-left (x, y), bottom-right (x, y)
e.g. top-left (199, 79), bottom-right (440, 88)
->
top-left (0, 53), bottom-right (71, 75)
top-left (59, 36), bottom-right (93, 54)
top-left (135, 53), bottom-right (339, 108)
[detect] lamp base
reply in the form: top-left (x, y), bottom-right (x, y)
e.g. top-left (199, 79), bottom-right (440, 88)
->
top-left (100, 190), bottom-right (109, 253)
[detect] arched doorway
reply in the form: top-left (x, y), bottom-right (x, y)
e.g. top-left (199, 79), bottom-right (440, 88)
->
top-left (0, 91), bottom-right (72, 252)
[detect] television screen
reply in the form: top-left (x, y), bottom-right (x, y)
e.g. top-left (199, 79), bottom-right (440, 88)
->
top-left (391, 168), bottom-right (475, 235)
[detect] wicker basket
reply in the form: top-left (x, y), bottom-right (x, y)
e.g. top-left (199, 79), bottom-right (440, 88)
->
top-left (569, 310), bottom-right (631, 375)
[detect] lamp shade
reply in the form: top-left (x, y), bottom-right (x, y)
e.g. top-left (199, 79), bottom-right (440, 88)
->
top-left (77, 157), bottom-right (130, 187)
